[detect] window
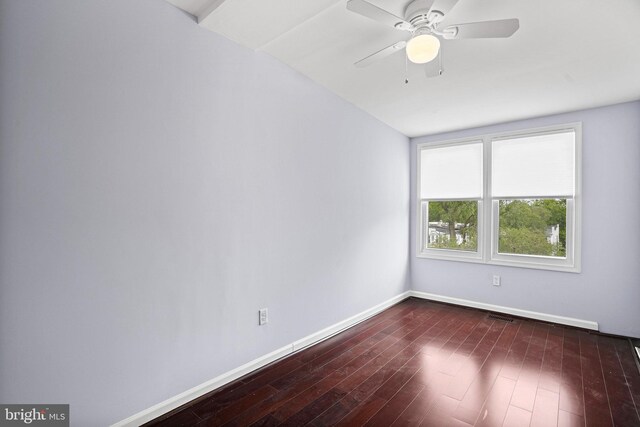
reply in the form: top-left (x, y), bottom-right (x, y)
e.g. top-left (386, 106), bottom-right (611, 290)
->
top-left (417, 123), bottom-right (581, 272)
top-left (418, 141), bottom-right (483, 261)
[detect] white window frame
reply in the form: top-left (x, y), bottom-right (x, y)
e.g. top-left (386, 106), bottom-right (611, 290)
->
top-left (417, 122), bottom-right (582, 273)
top-left (417, 139), bottom-right (484, 263)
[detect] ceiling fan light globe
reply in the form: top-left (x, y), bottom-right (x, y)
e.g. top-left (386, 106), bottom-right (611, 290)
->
top-left (406, 34), bottom-right (440, 64)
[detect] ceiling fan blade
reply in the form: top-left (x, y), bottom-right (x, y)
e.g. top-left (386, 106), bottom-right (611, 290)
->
top-left (355, 41), bottom-right (407, 68)
top-left (347, 0), bottom-right (413, 31)
top-left (425, 49), bottom-right (443, 78)
top-left (442, 18), bottom-right (519, 39)
top-left (427, 0), bottom-right (460, 16)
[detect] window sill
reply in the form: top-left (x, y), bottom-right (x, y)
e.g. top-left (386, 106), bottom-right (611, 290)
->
top-left (416, 252), bottom-right (581, 273)
top-left (416, 251), bottom-right (484, 264)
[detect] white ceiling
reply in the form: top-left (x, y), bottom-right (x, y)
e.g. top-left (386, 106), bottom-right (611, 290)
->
top-left (167, 0), bottom-right (640, 137)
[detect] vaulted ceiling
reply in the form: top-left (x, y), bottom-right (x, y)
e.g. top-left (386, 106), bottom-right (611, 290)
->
top-left (167, 0), bottom-right (640, 137)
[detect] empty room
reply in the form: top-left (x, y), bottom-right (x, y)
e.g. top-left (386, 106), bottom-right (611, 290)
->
top-left (1, 0), bottom-right (640, 426)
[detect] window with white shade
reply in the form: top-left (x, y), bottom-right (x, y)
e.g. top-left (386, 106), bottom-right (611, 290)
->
top-left (417, 123), bottom-right (581, 272)
top-left (418, 141), bottom-right (483, 260)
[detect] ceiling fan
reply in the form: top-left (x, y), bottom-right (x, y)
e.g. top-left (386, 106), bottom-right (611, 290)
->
top-left (347, 0), bottom-right (519, 77)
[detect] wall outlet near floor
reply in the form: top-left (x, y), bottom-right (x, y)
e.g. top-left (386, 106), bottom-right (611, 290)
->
top-left (259, 308), bottom-right (268, 325)
top-left (492, 275), bottom-right (501, 286)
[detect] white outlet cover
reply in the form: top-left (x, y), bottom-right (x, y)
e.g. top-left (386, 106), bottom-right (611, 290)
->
top-left (259, 308), bottom-right (268, 325)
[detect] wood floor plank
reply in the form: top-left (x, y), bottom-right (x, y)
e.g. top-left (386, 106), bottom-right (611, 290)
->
top-left (227, 305), bottom-right (440, 426)
top-left (150, 409), bottom-right (201, 427)
top-left (502, 405), bottom-right (532, 427)
top-left (499, 322), bottom-right (535, 381)
top-left (308, 311), bottom-right (466, 425)
top-left (559, 327), bottom-right (585, 416)
top-left (452, 321), bottom-right (520, 424)
top-left (334, 396), bottom-right (387, 427)
top-left (578, 331), bottom-right (613, 427)
top-left (372, 352), bottom-right (427, 400)
top-left (290, 301), bottom-right (418, 364)
top-left (364, 373), bottom-right (425, 426)
top-left (596, 335), bottom-right (640, 426)
top-left (194, 385), bottom-right (279, 424)
top-left (445, 320), bottom-right (508, 401)
top-left (278, 388), bottom-right (347, 427)
top-left (269, 306), bottom-right (441, 424)
top-left (612, 338), bottom-right (640, 422)
top-left (391, 371), bottom-right (454, 426)
top-left (145, 299), bottom-right (640, 427)
top-left (510, 322), bottom-right (550, 412)
top-left (474, 376), bottom-right (517, 427)
top-left (267, 334), bottom-right (400, 423)
top-left (307, 305), bottom-right (476, 425)
top-left (186, 304), bottom-right (421, 422)
top-left (270, 303), bottom-right (446, 425)
top-left (332, 353), bottom-right (428, 426)
top-left (419, 394), bottom-right (460, 426)
top-left (558, 409), bottom-right (585, 427)
top-left (385, 311), bottom-right (492, 425)
top-left (538, 325), bottom-right (564, 394)
top-left (530, 388), bottom-right (559, 427)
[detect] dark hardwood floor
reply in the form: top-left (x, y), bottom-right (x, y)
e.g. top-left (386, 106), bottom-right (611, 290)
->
top-left (145, 298), bottom-right (640, 426)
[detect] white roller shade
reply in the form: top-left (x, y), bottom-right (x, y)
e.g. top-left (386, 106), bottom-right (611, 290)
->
top-left (420, 142), bottom-right (483, 199)
top-left (492, 131), bottom-right (575, 198)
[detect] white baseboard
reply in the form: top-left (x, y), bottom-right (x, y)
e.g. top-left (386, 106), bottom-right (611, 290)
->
top-left (410, 291), bottom-right (599, 331)
top-left (291, 291), bottom-right (411, 352)
top-left (111, 291), bottom-right (411, 427)
top-left (111, 289), bottom-right (597, 426)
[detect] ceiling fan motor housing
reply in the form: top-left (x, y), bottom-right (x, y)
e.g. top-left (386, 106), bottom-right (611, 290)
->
top-left (405, 0), bottom-right (445, 28)
top-left (347, 0), bottom-right (520, 72)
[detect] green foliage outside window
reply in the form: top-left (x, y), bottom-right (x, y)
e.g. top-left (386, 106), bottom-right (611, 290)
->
top-left (427, 201), bottom-right (478, 251)
top-left (498, 199), bottom-right (566, 257)
top-left (426, 199), bottom-right (567, 256)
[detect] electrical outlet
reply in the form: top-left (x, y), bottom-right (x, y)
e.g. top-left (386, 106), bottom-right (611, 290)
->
top-left (259, 308), bottom-right (268, 325)
top-left (493, 275), bottom-right (501, 286)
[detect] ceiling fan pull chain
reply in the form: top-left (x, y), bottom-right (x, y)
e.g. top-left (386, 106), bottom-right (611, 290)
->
top-left (405, 53), bottom-right (409, 84)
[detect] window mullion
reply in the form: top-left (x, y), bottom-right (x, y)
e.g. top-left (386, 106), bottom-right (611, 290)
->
top-left (417, 123), bottom-right (580, 272)
top-left (483, 137), bottom-right (492, 263)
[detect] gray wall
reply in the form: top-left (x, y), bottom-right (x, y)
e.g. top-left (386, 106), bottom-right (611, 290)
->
top-left (411, 101), bottom-right (640, 338)
top-left (0, 0), bottom-right (410, 425)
